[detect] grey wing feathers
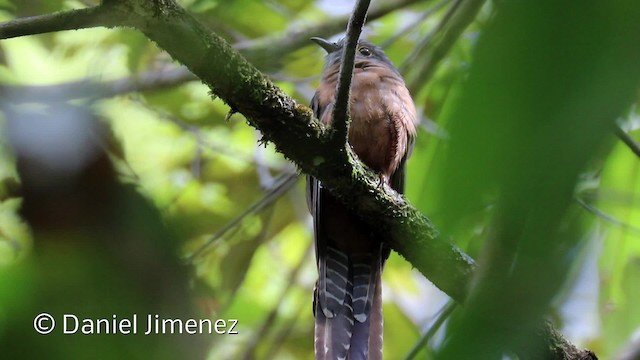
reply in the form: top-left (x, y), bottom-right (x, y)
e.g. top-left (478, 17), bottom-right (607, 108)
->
top-left (390, 153), bottom-right (407, 195)
top-left (390, 130), bottom-right (414, 194)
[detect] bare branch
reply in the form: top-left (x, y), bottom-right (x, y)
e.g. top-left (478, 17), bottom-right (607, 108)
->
top-left (331, 0), bottom-right (371, 144)
top-left (575, 197), bottom-right (640, 236)
top-left (186, 173), bottom-right (299, 261)
top-left (404, 301), bottom-right (457, 360)
top-left (614, 124), bottom-right (640, 159)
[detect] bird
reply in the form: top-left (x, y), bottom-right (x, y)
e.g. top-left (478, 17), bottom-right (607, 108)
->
top-left (307, 37), bottom-right (417, 360)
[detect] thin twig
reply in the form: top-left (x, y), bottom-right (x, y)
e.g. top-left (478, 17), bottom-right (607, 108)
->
top-left (332, 0), bottom-right (372, 144)
top-left (575, 197), bottom-right (640, 236)
top-left (403, 300), bottom-right (457, 360)
top-left (614, 125), bottom-right (640, 159)
top-left (186, 172), bottom-right (299, 261)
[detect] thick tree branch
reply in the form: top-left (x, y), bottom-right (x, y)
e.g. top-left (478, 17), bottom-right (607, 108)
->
top-left (132, 1), bottom-right (475, 302)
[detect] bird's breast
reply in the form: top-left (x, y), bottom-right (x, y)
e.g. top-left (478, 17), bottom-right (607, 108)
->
top-left (348, 68), bottom-right (413, 179)
top-left (316, 62), bottom-right (416, 180)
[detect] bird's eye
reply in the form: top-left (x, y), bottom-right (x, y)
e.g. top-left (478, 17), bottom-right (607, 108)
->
top-left (358, 47), bottom-right (372, 56)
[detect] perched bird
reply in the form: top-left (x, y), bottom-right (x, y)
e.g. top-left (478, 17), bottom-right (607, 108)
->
top-left (307, 37), bottom-right (417, 360)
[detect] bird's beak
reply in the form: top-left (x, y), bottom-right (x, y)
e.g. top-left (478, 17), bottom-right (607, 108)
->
top-left (310, 37), bottom-right (339, 54)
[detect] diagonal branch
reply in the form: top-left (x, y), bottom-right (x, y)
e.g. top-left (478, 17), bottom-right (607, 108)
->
top-left (187, 173), bottom-right (299, 261)
top-left (614, 124), bottom-right (640, 159)
top-left (331, 0), bottom-right (371, 143)
top-left (139, 1), bottom-right (475, 302)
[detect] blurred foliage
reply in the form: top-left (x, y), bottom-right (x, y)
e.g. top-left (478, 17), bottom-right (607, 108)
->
top-left (0, 0), bottom-right (639, 359)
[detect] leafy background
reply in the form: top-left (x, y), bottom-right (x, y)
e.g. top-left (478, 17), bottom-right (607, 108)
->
top-left (0, 0), bottom-right (639, 359)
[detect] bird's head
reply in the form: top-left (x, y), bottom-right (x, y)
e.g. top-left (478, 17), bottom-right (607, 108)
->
top-left (310, 37), bottom-right (398, 75)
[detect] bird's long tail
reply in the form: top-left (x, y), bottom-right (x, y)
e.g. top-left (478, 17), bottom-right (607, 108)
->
top-left (314, 254), bottom-right (383, 360)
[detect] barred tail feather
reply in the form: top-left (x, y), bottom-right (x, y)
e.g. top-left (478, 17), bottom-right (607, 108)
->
top-left (314, 269), bottom-right (384, 360)
top-left (347, 267), bottom-right (383, 360)
top-left (349, 311), bottom-right (371, 360)
top-left (351, 253), bottom-right (377, 322)
top-left (321, 246), bottom-right (350, 317)
top-left (315, 285), bottom-right (355, 360)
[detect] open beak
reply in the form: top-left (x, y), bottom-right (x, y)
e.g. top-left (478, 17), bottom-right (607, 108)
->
top-left (310, 37), bottom-right (339, 54)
